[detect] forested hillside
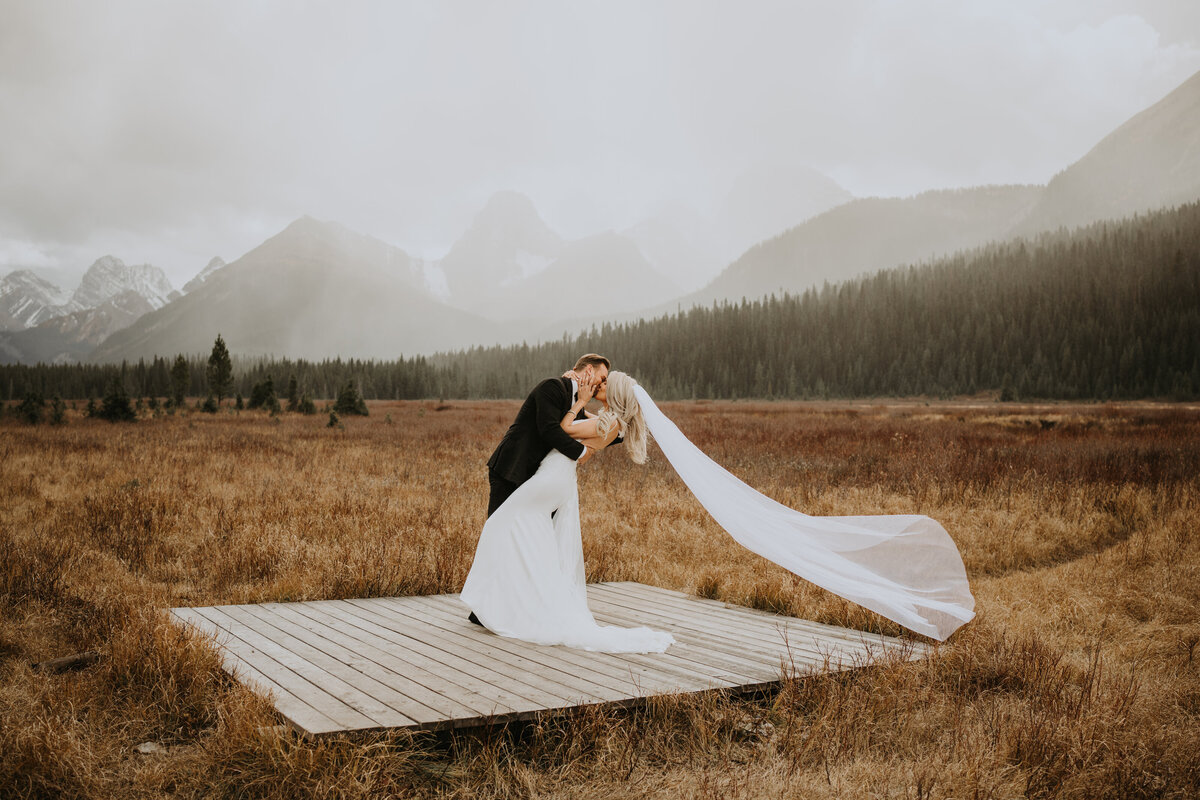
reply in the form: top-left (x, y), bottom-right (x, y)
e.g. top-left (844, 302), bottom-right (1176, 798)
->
top-left (4, 202), bottom-right (1198, 403)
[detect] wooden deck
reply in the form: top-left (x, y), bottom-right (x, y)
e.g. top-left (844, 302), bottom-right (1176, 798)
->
top-left (169, 582), bottom-right (928, 736)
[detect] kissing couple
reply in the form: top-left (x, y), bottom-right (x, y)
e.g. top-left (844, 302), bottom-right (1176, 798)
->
top-left (461, 354), bottom-right (977, 654)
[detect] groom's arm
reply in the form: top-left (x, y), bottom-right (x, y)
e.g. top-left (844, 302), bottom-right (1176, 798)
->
top-left (533, 379), bottom-right (586, 461)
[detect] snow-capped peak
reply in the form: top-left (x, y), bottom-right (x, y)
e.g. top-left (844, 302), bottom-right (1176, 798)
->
top-left (70, 256), bottom-right (178, 311)
top-left (0, 269), bottom-right (70, 330)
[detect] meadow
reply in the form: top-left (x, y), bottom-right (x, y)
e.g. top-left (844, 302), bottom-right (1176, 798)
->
top-left (2, 398), bottom-right (1198, 799)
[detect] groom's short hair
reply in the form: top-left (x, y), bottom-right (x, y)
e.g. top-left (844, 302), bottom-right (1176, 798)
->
top-left (573, 354), bottom-right (610, 372)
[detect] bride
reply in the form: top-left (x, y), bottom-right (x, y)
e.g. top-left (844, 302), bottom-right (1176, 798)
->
top-left (462, 371), bottom-right (976, 652)
top-left (460, 371), bottom-right (675, 653)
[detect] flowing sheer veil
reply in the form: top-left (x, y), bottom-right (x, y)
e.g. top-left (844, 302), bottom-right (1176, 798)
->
top-left (633, 386), bottom-right (975, 641)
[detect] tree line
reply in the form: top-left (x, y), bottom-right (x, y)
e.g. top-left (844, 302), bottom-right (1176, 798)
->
top-left (3, 201), bottom-right (1198, 404)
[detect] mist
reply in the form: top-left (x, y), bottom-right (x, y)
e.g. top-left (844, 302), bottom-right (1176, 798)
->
top-left (2, 1), bottom-right (1199, 293)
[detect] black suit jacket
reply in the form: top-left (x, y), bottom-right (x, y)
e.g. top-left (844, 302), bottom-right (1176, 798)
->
top-left (487, 377), bottom-right (587, 487)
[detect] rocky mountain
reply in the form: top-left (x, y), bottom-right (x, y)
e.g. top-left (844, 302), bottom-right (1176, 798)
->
top-left (0, 290), bottom-right (154, 364)
top-left (1017, 68), bottom-right (1200, 234)
top-left (69, 256), bottom-right (178, 310)
top-left (438, 191), bottom-right (565, 313)
top-left (0, 256), bottom-right (185, 363)
top-left (0, 269), bottom-right (70, 331)
top-left (496, 231), bottom-right (679, 333)
top-left (182, 257), bottom-right (227, 293)
top-left (89, 216), bottom-right (498, 362)
top-left (676, 184), bottom-right (1042, 308)
top-left (437, 191), bottom-right (680, 333)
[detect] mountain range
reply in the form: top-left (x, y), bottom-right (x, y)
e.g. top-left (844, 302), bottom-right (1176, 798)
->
top-left (0, 257), bottom-right (181, 363)
top-left (89, 217), bottom-right (496, 362)
top-left (3, 67), bottom-right (1200, 366)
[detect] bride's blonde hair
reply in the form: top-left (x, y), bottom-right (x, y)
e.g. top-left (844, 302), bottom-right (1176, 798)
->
top-left (595, 371), bottom-right (648, 464)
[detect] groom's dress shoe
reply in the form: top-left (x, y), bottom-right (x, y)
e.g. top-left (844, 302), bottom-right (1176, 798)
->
top-left (468, 611), bottom-right (483, 627)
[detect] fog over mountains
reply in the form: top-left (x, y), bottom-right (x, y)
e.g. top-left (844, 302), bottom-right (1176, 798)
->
top-left (3, 66), bottom-right (1200, 366)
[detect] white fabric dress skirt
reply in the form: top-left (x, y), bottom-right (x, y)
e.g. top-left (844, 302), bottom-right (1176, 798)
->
top-left (460, 450), bottom-right (674, 653)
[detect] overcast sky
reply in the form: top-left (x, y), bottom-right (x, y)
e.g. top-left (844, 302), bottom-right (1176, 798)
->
top-left (2, 0), bottom-right (1199, 289)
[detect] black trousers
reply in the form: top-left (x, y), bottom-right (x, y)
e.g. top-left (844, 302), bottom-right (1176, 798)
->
top-left (487, 470), bottom-right (519, 518)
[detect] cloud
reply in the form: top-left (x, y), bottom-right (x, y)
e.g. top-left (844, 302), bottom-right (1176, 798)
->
top-left (0, 0), bottom-right (1197, 287)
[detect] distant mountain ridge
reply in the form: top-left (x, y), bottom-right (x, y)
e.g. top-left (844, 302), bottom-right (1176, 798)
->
top-left (678, 184), bottom-right (1043, 309)
top-left (88, 216), bottom-right (498, 362)
top-left (434, 191), bottom-right (680, 331)
top-left (1016, 68), bottom-right (1200, 233)
top-left (0, 257), bottom-right (180, 364)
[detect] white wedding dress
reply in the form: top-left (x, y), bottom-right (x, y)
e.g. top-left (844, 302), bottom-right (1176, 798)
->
top-left (460, 447), bottom-right (675, 653)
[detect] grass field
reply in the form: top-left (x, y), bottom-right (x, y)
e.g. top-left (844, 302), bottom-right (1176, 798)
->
top-left (2, 399), bottom-right (1198, 798)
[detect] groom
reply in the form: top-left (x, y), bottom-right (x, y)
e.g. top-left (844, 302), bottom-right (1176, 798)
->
top-left (484, 353), bottom-right (611, 517)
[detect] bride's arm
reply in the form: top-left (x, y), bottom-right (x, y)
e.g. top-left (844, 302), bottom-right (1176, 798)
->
top-left (561, 412), bottom-right (621, 451)
top-left (573, 426), bottom-right (620, 452)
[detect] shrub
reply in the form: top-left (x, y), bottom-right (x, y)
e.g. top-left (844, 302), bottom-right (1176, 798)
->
top-left (49, 395), bottom-right (66, 425)
top-left (97, 383), bottom-right (136, 422)
top-left (334, 381), bottom-right (368, 416)
top-left (17, 391), bottom-right (45, 424)
top-left (248, 377), bottom-right (280, 413)
top-left (201, 395), bottom-right (218, 414)
top-left (297, 394), bottom-right (316, 415)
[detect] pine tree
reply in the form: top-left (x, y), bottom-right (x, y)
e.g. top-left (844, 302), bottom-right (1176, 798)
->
top-left (49, 395), bottom-right (67, 425)
top-left (286, 374), bottom-right (299, 411)
top-left (17, 391), bottom-right (44, 424)
top-left (334, 381), bottom-right (368, 416)
top-left (169, 354), bottom-right (189, 407)
top-left (206, 334), bottom-right (233, 406)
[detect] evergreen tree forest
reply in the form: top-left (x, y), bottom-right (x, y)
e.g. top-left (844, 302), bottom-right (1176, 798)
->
top-left (3, 202), bottom-right (1198, 403)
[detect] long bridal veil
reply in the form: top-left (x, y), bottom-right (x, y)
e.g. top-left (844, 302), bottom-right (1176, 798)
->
top-left (633, 386), bottom-right (975, 641)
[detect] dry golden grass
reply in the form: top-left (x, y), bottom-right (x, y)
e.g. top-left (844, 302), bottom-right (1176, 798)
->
top-left (2, 398), bottom-right (1198, 798)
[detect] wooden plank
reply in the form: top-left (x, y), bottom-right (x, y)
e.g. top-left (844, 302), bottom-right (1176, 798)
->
top-left (190, 606), bottom-right (380, 731)
top-left (260, 601), bottom-right (513, 721)
top-left (611, 583), bottom-right (927, 667)
top-left (431, 591), bottom-right (772, 689)
top-left (284, 601), bottom-right (546, 720)
top-left (428, 593), bottom-right (762, 688)
top-left (589, 585), bottom-right (845, 666)
top-left (355, 597), bottom-right (640, 704)
top-left (213, 605), bottom-right (420, 728)
top-left (331, 598), bottom-right (611, 707)
top-left (616, 582), bottom-right (916, 651)
top-left (599, 583), bottom-right (894, 664)
top-left (193, 606), bottom-right (408, 734)
top-left (171, 608), bottom-right (344, 735)
top-left (237, 603), bottom-right (483, 727)
top-left (415, 594), bottom-right (747, 690)
top-left (585, 603), bottom-right (799, 680)
top-left (573, 596), bottom-right (794, 672)
top-left (407, 595), bottom-right (694, 694)
top-left (593, 582), bottom-right (842, 653)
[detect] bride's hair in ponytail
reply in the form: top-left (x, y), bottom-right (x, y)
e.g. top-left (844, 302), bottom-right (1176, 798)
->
top-left (603, 371), bottom-right (648, 464)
